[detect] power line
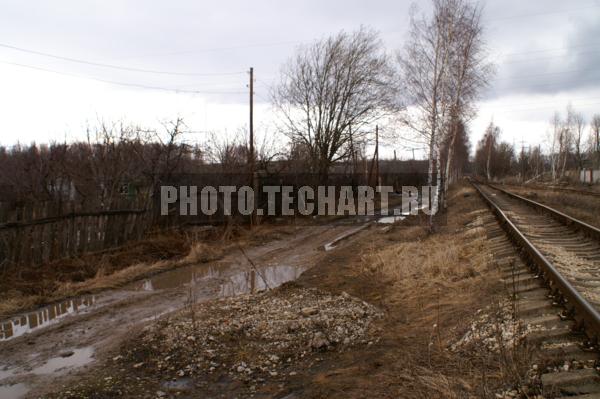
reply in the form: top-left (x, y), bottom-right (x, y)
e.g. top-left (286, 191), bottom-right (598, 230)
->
top-left (494, 75), bottom-right (600, 93)
top-left (494, 67), bottom-right (600, 81)
top-left (254, 92), bottom-right (271, 103)
top-left (172, 80), bottom-right (246, 90)
top-left (500, 43), bottom-right (600, 58)
top-left (347, 4), bottom-right (600, 37)
top-left (486, 3), bottom-right (600, 22)
top-left (495, 100), bottom-right (600, 114)
top-left (0, 7), bottom-right (597, 84)
top-left (479, 95), bottom-right (600, 112)
top-left (1, 2), bottom-right (597, 74)
top-left (0, 42), bottom-right (245, 76)
top-left (1, 7), bottom-right (599, 101)
top-left (120, 40), bottom-right (301, 59)
top-left (0, 60), bottom-right (246, 95)
top-left (498, 48), bottom-right (600, 65)
top-left (111, 5), bottom-right (600, 60)
top-left (485, 95), bottom-right (600, 110)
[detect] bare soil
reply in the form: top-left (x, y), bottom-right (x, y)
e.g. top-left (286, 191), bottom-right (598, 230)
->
top-left (24, 183), bottom-right (535, 399)
top-left (0, 223), bottom-right (365, 398)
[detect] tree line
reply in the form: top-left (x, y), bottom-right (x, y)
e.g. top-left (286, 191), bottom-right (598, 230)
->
top-left (275, 0), bottom-right (491, 227)
top-left (0, 120), bottom-right (198, 214)
top-left (2, 0), bottom-right (492, 230)
top-left (474, 106), bottom-right (600, 182)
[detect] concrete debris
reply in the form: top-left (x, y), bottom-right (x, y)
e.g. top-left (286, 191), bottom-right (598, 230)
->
top-left (450, 299), bottom-right (535, 353)
top-left (120, 286), bottom-right (382, 383)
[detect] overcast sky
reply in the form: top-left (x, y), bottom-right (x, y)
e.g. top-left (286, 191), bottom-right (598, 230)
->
top-left (1, 0), bottom-right (600, 159)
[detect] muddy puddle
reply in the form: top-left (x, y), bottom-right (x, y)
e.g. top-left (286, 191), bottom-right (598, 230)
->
top-left (0, 296), bottom-right (96, 342)
top-left (1, 257), bottom-right (309, 344)
top-left (0, 382), bottom-right (28, 399)
top-left (0, 224), bottom-right (369, 398)
top-left (31, 347), bottom-right (94, 375)
top-left (0, 347), bottom-right (94, 398)
top-left (133, 261), bottom-right (307, 296)
top-left (0, 367), bottom-right (14, 381)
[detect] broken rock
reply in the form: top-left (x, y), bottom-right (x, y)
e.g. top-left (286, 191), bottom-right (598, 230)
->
top-left (300, 307), bottom-right (319, 317)
top-left (310, 332), bottom-right (330, 350)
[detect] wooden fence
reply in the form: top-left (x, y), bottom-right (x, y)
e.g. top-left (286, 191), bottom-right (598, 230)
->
top-left (0, 208), bottom-right (153, 268)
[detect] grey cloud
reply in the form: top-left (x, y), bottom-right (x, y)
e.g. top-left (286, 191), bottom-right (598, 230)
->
top-left (1, 0), bottom-right (599, 105)
top-left (485, 3), bottom-right (600, 98)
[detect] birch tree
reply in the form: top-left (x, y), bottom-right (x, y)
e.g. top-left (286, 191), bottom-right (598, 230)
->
top-left (398, 0), bottom-right (492, 225)
top-left (398, 1), bottom-right (454, 223)
top-left (548, 112), bottom-right (562, 181)
top-left (592, 114), bottom-right (600, 168)
top-left (567, 106), bottom-right (585, 172)
top-left (443, 1), bottom-right (492, 194)
top-left (482, 121), bottom-right (499, 181)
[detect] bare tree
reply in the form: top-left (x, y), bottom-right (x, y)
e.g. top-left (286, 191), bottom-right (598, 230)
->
top-left (398, 0), bottom-right (492, 221)
top-left (206, 130), bottom-right (248, 172)
top-left (474, 124), bottom-right (514, 180)
top-left (547, 112), bottom-right (562, 181)
top-left (591, 114), bottom-right (600, 168)
top-left (442, 0), bottom-right (493, 193)
top-left (528, 145), bottom-right (543, 181)
top-left (77, 122), bottom-right (135, 210)
top-left (398, 1), bottom-right (453, 193)
top-left (482, 121), bottom-right (500, 181)
top-left (546, 111), bottom-right (573, 181)
top-left (567, 105), bottom-right (586, 173)
top-left (132, 118), bottom-right (190, 208)
top-left (273, 27), bottom-right (398, 182)
top-left (443, 120), bottom-right (470, 183)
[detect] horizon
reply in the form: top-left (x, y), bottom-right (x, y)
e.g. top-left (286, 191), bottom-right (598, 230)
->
top-left (1, 1), bottom-right (600, 159)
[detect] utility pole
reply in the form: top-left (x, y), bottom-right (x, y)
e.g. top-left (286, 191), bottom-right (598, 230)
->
top-left (412, 148), bottom-right (415, 160)
top-left (249, 67), bottom-right (256, 226)
top-left (349, 125), bottom-right (355, 177)
top-left (249, 67), bottom-right (254, 169)
top-left (375, 125), bottom-right (380, 187)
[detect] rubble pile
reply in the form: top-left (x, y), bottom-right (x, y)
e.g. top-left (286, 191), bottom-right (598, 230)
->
top-left (122, 285), bottom-right (382, 382)
top-left (450, 300), bottom-right (539, 353)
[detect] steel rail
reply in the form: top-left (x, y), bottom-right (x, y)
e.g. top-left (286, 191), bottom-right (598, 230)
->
top-left (472, 182), bottom-right (600, 342)
top-left (499, 182), bottom-right (600, 198)
top-left (489, 183), bottom-right (600, 242)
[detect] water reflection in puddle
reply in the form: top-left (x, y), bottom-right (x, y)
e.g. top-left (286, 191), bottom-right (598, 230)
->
top-left (376, 216), bottom-right (406, 224)
top-left (0, 366), bottom-right (15, 381)
top-left (0, 382), bottom-right (28, 399)
top-left (219, 265), bottom-right (304, 296)
top-left (0, 296), bottom-right (96, 342)
top-left (31, 347), bottom-right (94, 375)
top-left (0, 260), bottom-right (307, 343)
top-left (135, 263), bottom-right (306, 296)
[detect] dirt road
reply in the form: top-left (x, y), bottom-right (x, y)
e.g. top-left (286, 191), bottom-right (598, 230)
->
top-left (0, 222), bottom-right (368, 398)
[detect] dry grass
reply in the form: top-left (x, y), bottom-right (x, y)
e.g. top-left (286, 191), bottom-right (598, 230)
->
top-left (362, 230), bottom-right (486, 283)
top-left (36, 181), bottom-right (535, 398)
top-left (345, 182), bottom-right (534, 398)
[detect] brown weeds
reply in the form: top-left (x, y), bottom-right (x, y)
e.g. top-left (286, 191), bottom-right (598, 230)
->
top-left (352, 182), bottom-right (534, 398)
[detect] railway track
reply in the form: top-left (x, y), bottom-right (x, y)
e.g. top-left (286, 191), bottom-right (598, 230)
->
top-left (472, 182), bottom-right (600, 397)
top-left (499, 182), bottom-right (600, 198)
